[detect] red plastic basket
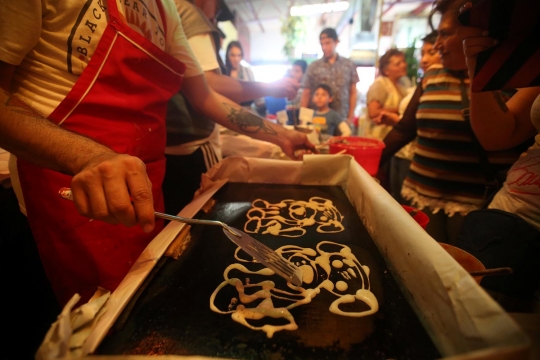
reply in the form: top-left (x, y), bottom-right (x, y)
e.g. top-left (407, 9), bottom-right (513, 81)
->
top-left (328, 136), bottom-right (385, 176)
top-left (401, 205), bottom-right (430, 230)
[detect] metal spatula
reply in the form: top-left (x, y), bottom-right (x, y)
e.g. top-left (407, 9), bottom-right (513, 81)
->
top-left (58, 188), bottom-right (303, 286)
top-left (221, 226), bottom-right (303, 287)
top-left (156, 213), bottom-right (302, 286)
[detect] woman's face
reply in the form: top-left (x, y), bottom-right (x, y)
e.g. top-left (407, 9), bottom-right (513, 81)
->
top-left (383, 55), bottom-right (407, 80)
top-left (228, 46), bottom-right (243, 70)
top-left (434, 12), bottom-right (467, 71)
top-left (420, 42), bottom-right (441, 72)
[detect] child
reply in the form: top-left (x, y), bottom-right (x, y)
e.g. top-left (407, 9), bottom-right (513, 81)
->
top-left (311, 84), bottom-right (351, 136)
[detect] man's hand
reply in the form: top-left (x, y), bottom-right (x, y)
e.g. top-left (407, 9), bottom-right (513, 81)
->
top-left (0, 85), bottom-right (157, 232)
top-left (265, 77), bottom-right (300, 100)
top-left (372, 111), bottom-right (399, 126)
top-left (346, 115), bottom-right (356, 132)
top-left (277, 129), bottom-right (317, 160)
top-left (70, 153), bottom-right (155, 233)
top-left (380, 111), bottom-right (400, 126)
top-left (456, 22), bottom-right (498, 79)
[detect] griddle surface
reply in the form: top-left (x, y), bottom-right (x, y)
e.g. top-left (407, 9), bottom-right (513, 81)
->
top-left (96, 184), bottom-right (440, 359)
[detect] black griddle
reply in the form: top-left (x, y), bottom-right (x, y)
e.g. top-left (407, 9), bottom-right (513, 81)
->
top-left (96, 184), bottom-right (440, 359)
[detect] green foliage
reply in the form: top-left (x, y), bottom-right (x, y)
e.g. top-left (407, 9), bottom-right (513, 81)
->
top-left (280, 15), bottom-right (307, 61)
top-left (403, 37), bottom-right (419, 82)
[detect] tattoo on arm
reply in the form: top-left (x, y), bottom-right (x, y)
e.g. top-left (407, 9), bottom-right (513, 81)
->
top-left (492, 91), bottom-right (509, 113)
top-left (223, 103), bottom-right (277, 135)
top-left (2, 89), bottom-right (45, 120)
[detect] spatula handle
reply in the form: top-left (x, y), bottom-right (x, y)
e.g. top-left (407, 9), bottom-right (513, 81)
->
top-left (154, 212), bottom-right (240, 237)
top-left (58, 188), bottom-right (240, 236)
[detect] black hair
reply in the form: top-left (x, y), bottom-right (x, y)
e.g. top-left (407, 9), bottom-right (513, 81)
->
top-left (225, 41), bottom-right (243, 75)
top-left (293, 59), bottom-right (307, 74)
top-left (428, 0), bottom-right (470, 30)
top-left (216, 0), bottom-right (234, 22)
top-left (319, 28), bottom-right (338, 41)
top-left (315, 83), bottom-right (333, 97)
top-left (421, 30), bottom-right (438, 44)
top-left (378, 48), bottom-right (405, 76)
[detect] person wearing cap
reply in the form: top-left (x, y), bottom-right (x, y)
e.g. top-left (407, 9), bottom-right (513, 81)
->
top-left (300, 28), bottom-right (360, 131)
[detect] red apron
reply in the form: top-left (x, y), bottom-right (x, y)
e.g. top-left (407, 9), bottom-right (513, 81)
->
top-left (17, 0), bottom-right (185, 306)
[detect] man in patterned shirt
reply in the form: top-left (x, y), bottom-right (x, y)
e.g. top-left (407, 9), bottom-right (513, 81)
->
top-left (301, 28), bottom-right (359, 130)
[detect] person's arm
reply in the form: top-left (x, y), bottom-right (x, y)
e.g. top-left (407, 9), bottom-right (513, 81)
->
top-left (379, 84), bottom-right (422, 165)
top-left (181, 74), bottom-right (315, 159)
top-left (0, 61), bottom-right (155, 231)
top-left (205, 71), bottom-right (299, 102)
top-left (379, 110), bottom-right (401, 126)
top-left (367, 100), bottom-right (384, 119)
top-left (457, 25), bottom-right (538, 150)
top-left (347, 82), bottom-right (358, 123)
top-left (299, 66), bottom-right (313, 109)
top-left (338, 121), bottom-right (352, 136)
top-left (367, 103), bottom-right (399, 117)
top-left (347, 63), bottom-right (360, 123)
top-left (367, 100), bottom-right (400, 125)
top-left (469, 88), bottom-right (539, 150)
top-left (366, 81), bottom-right (400, 126)
top-left (187, 32), bottom-right (299, 104)
top-left (300, 87), bottom-right (311, 109)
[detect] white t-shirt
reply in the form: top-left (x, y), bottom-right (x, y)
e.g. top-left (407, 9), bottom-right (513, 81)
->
top-left (189, 34), bottom-right (219, 72)
top-left (0, 0), bottom-right (202, 117)
top-left (489, 93), bottom-right (540, 230)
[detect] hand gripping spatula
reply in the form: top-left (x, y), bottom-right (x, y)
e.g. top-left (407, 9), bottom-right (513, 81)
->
top-left (58, 188), bottom-right (303, 286)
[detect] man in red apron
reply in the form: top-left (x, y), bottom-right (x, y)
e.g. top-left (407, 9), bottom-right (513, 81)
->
top-left (1, 0), bottom-right (187, 306)
top-left (0, 0), bottom-right (315, 308)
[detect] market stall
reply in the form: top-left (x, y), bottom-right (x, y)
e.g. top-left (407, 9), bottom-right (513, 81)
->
top-left (36, 155), bottom-right (530, 360)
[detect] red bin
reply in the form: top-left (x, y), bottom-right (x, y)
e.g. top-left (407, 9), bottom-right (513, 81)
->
top-left (328, 136), bottom-right (385, 176)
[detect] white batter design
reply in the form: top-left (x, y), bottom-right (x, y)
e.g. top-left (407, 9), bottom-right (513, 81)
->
top-left (210, 241), bottom-right (379, 338)
top-left (244, 197), bottom-right (345, 237)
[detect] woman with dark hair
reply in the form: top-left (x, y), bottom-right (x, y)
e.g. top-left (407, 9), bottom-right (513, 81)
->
top-left (379, 0), bottom-right (522, 244)
top-left (366, 48), bottom-right (412, 140)
top-left (389, 30), bottom-right (442, 204)
top-left (225, 41), bottom-right (265, 115)
top-left (225, 41), bottom-right (249, 79)
top-left (366, 48), bottom-right (411, 191)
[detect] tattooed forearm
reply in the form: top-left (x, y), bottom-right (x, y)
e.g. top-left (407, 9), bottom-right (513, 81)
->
top-left (492, 91), bottom-right (509, 113)
top-left (223, 103), bottom-right (277, 135)
top-left (2, 89), bottom-right (45, 120)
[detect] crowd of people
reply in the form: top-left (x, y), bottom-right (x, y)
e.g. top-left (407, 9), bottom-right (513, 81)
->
top-left (0, 0), bottom-right (538, 357)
